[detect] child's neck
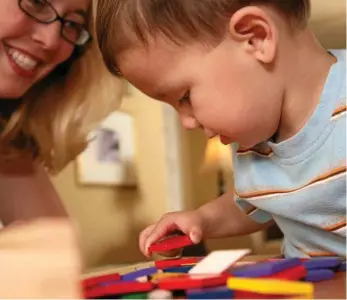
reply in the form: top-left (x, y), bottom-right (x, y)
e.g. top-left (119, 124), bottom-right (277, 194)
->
top-left (275, 28), bottom-right (337, 143)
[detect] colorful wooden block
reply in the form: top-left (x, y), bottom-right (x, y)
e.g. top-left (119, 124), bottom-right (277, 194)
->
top-left (84, 281), bottom-right (154, 299)
top-left (227, 277), bottom-right (314, 298)
top-left (155, 257), bottom-right (201, 269)
top-left (148, 289), bottom-right (173, 299)
top-left (158, 274), bottom-right (229, 290)
top-left (187, 286), bottom-right (233, 299)
top-left (304, 269), bottom-right (335, 282)
top-left (82, 273), bottom-right (121, 289)
top-left (121, 292), bottom-right (148, 299)
top-left (150, 272), bottom-right (186, 282)
top-left (189, 249), bottom-right (250, 275)
top-left (148, 235), bottom-right (194, 254)
top-left (338, 261), bottom-right (346, 271)
top-left (231, 258), bottom-right (301, 277)
top-left (163, 265), bottom-right (193, 273)
top-left (265, 265), bottom-right (307, 281)
top-left (122, 267), bottom-right (158, 281)
top-left (234, 290), bottom-right (296, 299)
top-left (302, 257), bottom-right (341, 270)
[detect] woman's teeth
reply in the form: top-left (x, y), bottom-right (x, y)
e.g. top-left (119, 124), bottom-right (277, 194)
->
top-left (7, 48), bottom-right (39, 71)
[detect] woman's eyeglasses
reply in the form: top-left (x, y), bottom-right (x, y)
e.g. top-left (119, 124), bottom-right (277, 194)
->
top-left (18, 0), bottom-right (91, 46)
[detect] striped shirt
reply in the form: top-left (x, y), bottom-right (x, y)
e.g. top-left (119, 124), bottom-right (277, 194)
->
top-left (233, 50), bottom-right (346, 258)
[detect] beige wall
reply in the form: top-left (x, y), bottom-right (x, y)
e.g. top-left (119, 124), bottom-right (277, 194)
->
top-left (52, 90), bottom-right (170, 270)
top-left (309, 0), bottom-right (346, 49)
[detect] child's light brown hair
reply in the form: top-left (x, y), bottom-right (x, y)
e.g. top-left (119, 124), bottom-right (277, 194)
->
top-left (96, 0), bottom-right (310, 76)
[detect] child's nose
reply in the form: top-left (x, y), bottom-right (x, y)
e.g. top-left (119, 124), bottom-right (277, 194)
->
top-left (180, 114), bottom-right (200, 130)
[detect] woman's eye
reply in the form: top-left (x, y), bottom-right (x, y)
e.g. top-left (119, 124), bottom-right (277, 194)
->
top-left (27, 0), bottom-right (47, 11)
top-left (65, 21), bottom-right (82, 30)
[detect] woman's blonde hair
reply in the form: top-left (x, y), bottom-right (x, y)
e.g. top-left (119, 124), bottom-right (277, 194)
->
top-left (0, 0), bottom-right (122, 174)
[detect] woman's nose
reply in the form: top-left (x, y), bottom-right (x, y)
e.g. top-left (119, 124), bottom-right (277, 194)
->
top-left (31, 22), bottom-right (62, 51)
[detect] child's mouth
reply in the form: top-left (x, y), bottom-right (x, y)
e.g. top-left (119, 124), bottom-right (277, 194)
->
top-left (219, 135), bottom-right (232, 145)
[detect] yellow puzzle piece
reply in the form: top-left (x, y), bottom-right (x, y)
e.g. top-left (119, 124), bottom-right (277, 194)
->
top-left (150, 272), bottom-right (186, 282)
top-left (227, 278), bottom-right (314, 298)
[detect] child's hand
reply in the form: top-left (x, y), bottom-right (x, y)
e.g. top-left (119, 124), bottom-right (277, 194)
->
top-left (0, 218), bottom-right (82, 299)
top-left (139, 210), bottom-right (206, 257)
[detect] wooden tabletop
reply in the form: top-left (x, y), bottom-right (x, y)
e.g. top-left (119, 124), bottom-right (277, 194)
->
top-left (314, 271), bottom-right (346, 299)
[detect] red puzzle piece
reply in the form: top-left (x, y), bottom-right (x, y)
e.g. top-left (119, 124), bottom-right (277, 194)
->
top-left (84, 281), bottom-right (154, 299)
top-left (82, 273), bottom-right (121, 289)
top-left (148, 235), bottom-right (194, 254)
top-left (265, 265), bottom-right (307, 281)
top-left (158, 274), bottom-right (229, 290)
top-left (155, 257), bottom-right (202, 269)
top-left (235, 291), bottom-right (295, 299)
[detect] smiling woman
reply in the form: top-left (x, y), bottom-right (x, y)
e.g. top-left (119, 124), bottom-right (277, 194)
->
top-left (0, 0), bottom-right (121, 172)
top-left (0, 1), bottom-right (120, 296)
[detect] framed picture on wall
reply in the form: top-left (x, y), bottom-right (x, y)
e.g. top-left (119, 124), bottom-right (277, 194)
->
top-left (76, 111), bottom-right (137, 187)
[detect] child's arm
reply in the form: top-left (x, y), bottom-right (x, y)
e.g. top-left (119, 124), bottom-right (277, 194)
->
top-left (139, 189), bottom-right (273, 256)
top-left (197, 190), bottom-right (273, 238)
top-left (0, 157), bottom-right (68, 225)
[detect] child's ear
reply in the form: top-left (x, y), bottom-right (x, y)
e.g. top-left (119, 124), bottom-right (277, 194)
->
top-left (228, 6), bottom-right (278, 64)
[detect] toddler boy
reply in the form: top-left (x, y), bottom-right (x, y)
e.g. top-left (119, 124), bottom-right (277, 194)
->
top-left (95, 0), bottom-right (346, 258)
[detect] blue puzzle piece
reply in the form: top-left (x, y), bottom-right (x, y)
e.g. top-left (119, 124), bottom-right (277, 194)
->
top-left (121, 267), bottom-right (158, 281)
top-left (304, 269), bottom-right (335, 282)
top-left (187, 286), bottom-right (233, 299)
top-left (338, 261), bottom-right (346, 271)
top-left (303, 257), bottom-right (341, 270)
top-left (231, 258), bottom-right (301, 278)
top-left (163, 265), bottom-right (193, 273)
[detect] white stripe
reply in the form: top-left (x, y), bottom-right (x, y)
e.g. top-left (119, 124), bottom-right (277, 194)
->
top-left (332, 226), bottom-right (346, 236)
top-left (248, 208), bottom-right (259, 216)
top-left (239, 172), bottom-right (346, 200)
top-left (331, 110), bottom-right (346, 121)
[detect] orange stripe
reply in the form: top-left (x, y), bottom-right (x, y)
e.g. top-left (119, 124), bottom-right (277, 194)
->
top-left (323, 218), bottom-right (346, 232)
top-left (245, 207), bottom-right (257, 215)
top-left (306, 251), bottom-right (338, 257)
top-left (237, 148), bottom-right (273, 156)
top-left (236, 166), bottom-right (346, 199)
top-left (332, 104), bottom-right (346, 117)
top-left (293, 244), bottom-right (338, 257)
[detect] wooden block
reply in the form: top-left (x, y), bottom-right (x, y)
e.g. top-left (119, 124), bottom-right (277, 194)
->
top-left (231, 258), bottom-right (301, 277)
top-left (227, 277), bottom-right (314, 298)
top-left (189, 249), bottom-right (251, 275)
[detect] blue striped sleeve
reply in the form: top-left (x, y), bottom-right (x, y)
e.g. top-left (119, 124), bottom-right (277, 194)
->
top-left (235, 194), bottom-right (273, 224)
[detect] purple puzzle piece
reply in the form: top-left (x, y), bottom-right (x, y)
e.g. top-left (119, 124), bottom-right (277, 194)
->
top-left (303, 257), bottom-right (341, 270)
top-left (121, 267), bottom-right (158, 281)
top-left (338, 261), bottom-right (346, 271)
top-left (231, 258), bottom-right (301, 277)
top-left (304, 269), bottom-right (335, 282)
top-left (187, 286), bottom-right (233, 299)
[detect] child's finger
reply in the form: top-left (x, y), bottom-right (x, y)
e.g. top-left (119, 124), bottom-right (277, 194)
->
top-left (144, 218), bottom-right (177, 256)
top-left (139, 224), bottom-right (156, 256)
top-left (188, 227), bottom-right (203, 244)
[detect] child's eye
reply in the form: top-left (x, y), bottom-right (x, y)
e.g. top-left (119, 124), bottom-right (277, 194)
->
top-left (179, 91), bottom-right (190, 105)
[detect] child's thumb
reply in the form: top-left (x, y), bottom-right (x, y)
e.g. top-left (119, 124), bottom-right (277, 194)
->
top-left (189, 228), bottom-right (202, 244)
